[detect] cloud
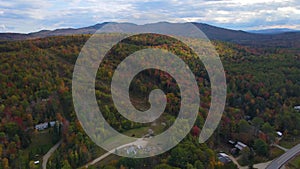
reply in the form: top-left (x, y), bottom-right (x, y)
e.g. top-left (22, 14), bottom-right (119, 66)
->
top-left (0, 24), bottom-right (6, 30)
top-left (0, 0), bottom-right (299, 33)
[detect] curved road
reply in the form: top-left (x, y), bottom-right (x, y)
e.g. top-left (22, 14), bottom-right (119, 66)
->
top-left (42, 139), bottom-right (62, 169)
top-left (266, 143), bottom-right (300, 169)
top-left (83, 138), bottom-right (148, 168)
top-left (229, 155), bottom-right (272, 169)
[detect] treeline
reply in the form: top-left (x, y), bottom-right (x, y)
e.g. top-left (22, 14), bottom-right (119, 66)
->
top-left (0, 34), bottom-right (299, 168)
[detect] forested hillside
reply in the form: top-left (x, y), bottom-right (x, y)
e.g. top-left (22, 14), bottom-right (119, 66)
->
top-left (0, 34), bottom-right (299, 169)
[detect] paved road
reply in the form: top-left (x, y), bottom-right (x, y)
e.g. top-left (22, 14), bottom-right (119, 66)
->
top-left (273, 144), bottom-right (289, 152)
top-left (252, 161), bottom-right (272, 169)
top-left (84, 138), bottom-right (148, 168)
top-left (42, 139), bottom-right (62, 169)
top-left (228, 155), bottom-right (242, 168)
top-left (266, 143), bottom-right (300, 169)
top-left (229, 154), bottom-right (277, 169)
top-left (223, 144), bottom-right (290, 169)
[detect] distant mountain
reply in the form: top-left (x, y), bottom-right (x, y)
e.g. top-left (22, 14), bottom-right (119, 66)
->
top-left (192, 23), bottom-right (300, 49)
top-left (0, 22), bottom-right (300, 49)
top-left (0, 22), bottom-right (108, 41)
top-left (247, 28), bottom-right (299, 34)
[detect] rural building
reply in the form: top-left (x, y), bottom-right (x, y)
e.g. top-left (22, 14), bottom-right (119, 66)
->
top-left (35, 121), bottom-right (56, 131)
top-left (49, 121), bottom-right (56, 127)
top-left (217, 153), bottom-right (232, 164)
top-left (35, 122), bottom-right (49, 130)
top-left (276, 131), bottom-right (283, 137)
top-left (294, 106), bottom-right (300, 111)
top-left (126, 146), bottom-right (137, 155)
top-left (235, 141), bottom-right (248, 151)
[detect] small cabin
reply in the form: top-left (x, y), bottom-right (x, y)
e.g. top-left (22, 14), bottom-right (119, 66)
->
top-left (228, 140), bottom-right (235, 145)
top-left (276, 131), bottom-right (283, 137)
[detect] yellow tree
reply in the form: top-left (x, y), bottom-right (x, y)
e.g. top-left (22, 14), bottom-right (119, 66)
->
top-left (2, 158), bottom-right (9, 169)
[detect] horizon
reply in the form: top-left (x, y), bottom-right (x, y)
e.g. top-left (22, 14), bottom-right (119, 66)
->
top-left (0, 21), bottom-right (299, 34)
top-left (0, 0), bottom-right (299, 33)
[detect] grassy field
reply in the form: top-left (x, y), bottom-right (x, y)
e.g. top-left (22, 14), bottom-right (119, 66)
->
top-left (236, 146), bottom-right (285, 167)
top-left (286, 155), bottom-right (300, 169)
top-left (122, 122), bottom-right (166, 137)
top-left (86, 119), bottom-right (168, 167)
top-left (279, 135), bottom-right (300, 149)
top-left (94, 154), bottom-right (120, 167)
top-left (21, 130), bottom-right (54, 168)
top-left (269, 147), bottom-right (285, 160)
top-left (122, 126), bottom-right (150, 137)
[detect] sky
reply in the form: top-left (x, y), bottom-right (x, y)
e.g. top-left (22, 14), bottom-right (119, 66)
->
top-left (0, 0), bottom-right (299, 33)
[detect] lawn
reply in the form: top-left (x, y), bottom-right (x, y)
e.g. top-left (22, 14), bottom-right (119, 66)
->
top-left (26, 130), bottom-right (54, 155)
top-left (122, 122), bottom-right (166, 137)
top-left (286, 155), bottom-right (300, 169)
top-left (122, 126), bottom-right (150, 137)
top-left (21, 130), bottom-right (54, 168)
top-left (86, 118), bottom-right (168, 167)
top-left (279, 135), bottom-right (300, 149)
top-left (236, 146), bottom-right (285, 167)
top-left (269, 147), bottom-right (285, 160)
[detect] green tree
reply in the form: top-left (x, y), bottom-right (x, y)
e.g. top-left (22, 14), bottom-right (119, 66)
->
top-left (238, 119), bottom-right (251, 133)
top-left (102, 166), bottom-right (116, 169)
top-left (4, 122), bottom-right (19, 138)
top-left (253, 139), bottom-right (269, 156)
top-left (262, 122), bottom-right (276, 143)
top-left (61, 160), bottom-right (72, 169)
top-left (240, 147), bottom-right (250, 165)
top-left (187, 163), bottom-right (196, 169)
top-left (154, 164), bottom-right (180, 169)
top-left (194, 160), bottom-right (205, 169)
top-left (168, 146), bottom-right (190, 168)
top-left (252, 117), bottom-right (264, 135)
top-left (29, 161), bottom-right (38, 169)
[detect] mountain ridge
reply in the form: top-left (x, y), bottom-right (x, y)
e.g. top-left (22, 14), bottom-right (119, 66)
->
top-left (247, 28), bottom-right (299, 34)
top-left (0, 22), bottom-right (299, 49)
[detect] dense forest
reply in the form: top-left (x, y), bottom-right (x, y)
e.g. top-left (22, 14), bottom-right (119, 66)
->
top-left (0, 33), bottom-right (299, 169)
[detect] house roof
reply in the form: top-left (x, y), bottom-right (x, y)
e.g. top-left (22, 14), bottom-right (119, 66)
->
top-left (228, 140), bottom-right (235, 145)
top-left (294, 106), bottom-right (300, 110)
top-left (235, 141), bottom-right (247, 150)
top-left (218, 153), bottom-right (232, 164)
top-left (276, 131), bottom-right (283, 136)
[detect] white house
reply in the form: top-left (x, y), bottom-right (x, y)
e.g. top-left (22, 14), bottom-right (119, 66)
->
top-left (49, 121), bottom-right (56, 127)
top-left (35, 122), bottom-right (48, 130)
top-left (235, 141), bottom-right (248, 151)
top-left (35, 121), bottom-right (57, 130)
top-left (294, 106), bottom-right (300, 111)
top-left (217, 153), bottom-right (232, 164)
top-left (126, 146), bottom-right (137, 155)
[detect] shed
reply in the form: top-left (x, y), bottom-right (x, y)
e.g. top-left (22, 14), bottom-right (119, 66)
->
top-left (276, 131), bottom-right (283, 137)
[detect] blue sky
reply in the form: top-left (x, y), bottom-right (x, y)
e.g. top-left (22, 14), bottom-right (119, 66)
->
top-left (0, 0), bottom-right (299, 33)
